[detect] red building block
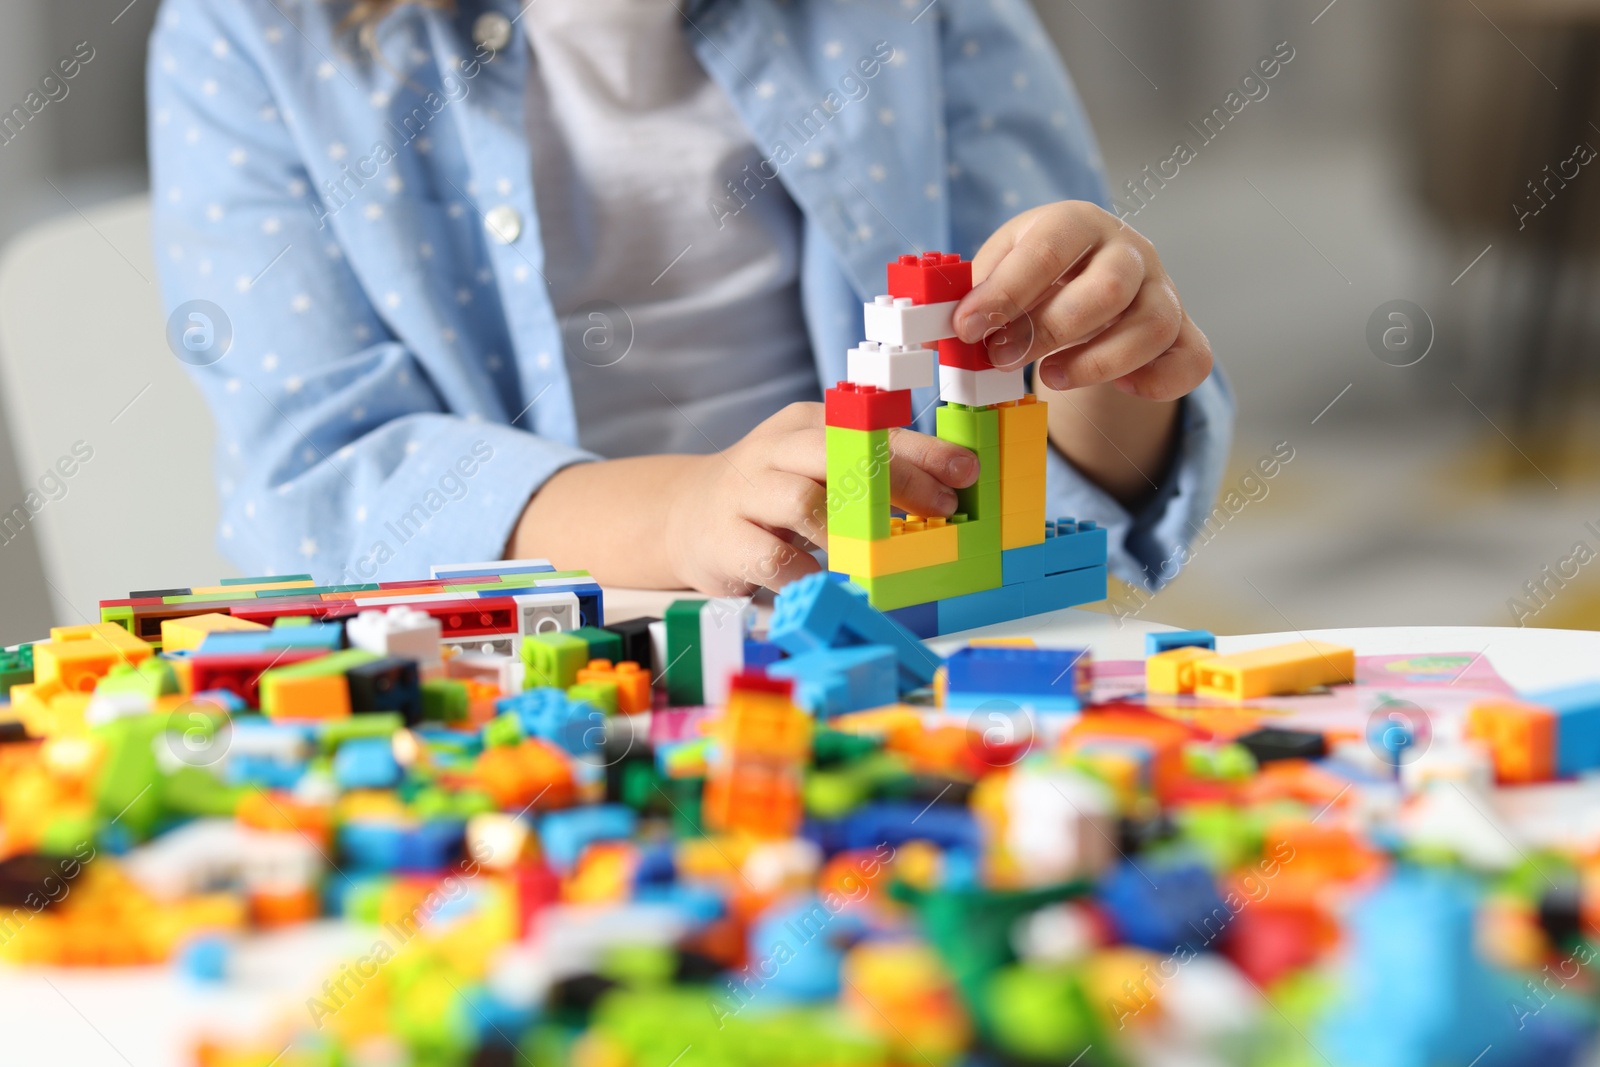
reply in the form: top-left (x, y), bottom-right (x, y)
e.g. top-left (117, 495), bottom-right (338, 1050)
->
top-left (887, 252), bottom-right (973, 305)
top-left (825, 382), bottom-right (912, 431)
top-left (938, 336), bottom-right (993, 370)
top-left (189, 648), bottom-right (326, 707)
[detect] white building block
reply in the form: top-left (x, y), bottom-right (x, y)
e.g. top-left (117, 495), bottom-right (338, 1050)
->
top-left (939, 363), bottom-right (1026, 407)
top-left (441, 633), bottom-right (518, 657)
top-left (514, 591), bottom-right (581, 636)
top-left (863, 296), bottom-right (959, 347)
top-left (699, 597), bottom-right (752, 707)
top-left (447, 650), bottom-right (522, 695)
top-left (846, 340), bottom-right (936, 392)
top-left (648, 620), bottom-right (667, 677)
top-left (1004, 768), bottom-right (1115, 885)
top-left (346, 605), bottom-right (443, 666)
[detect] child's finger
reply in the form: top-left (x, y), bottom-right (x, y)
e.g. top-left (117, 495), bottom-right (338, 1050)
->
top-left (743, 470), bottom-right (829, 547)
top-left (953, 224), bottom-right (1103, 344)
top-left (983, 246), bottom-right (1144, 364)
top-left (886, 431), bottom-right (978, 518)
top-left (1037, 282), bottom-right (1184, 392)
top-left (1109, 317), bottom-right (1213, 401)
top-left (746, 527), bottom-right (824, 592)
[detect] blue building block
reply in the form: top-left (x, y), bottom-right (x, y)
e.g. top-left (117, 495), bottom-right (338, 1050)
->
top-left (885, 601), bottom-right (939, 640)
top-left (225, 717), bottom-right (313, 789)
top-left (1095, 859), bottom-right (1225, 954)
top-left (539, 805), bottom-right (637, 873)
top-left (1043, 518), bottom-right (1107, 568)
top-left (1145, 630), bottom-right (1216, 656)
top-left (768, 572), bottom-right (940, 690)
top-left (332, 736), bottom-right (402, 789)
top-left (496, 687), bottom-right (605, 755)
top-left (176, 934), bottom-right (231, 983)
top-left (1023, 565), bottom-right (1108, 615)
top-left (946, 646), bottom-right (1090, 696)
top-left (198, 622), bottom-right (345, 654)
top-left (936, 585), bottom-right (1027, 633)
top-left (339, 818), bottom-right (464, 872)
top-left (999, 545), bottom-right (1046, 586)
top-left (1528, 683), bottom-right (1600, 777)
top-left (768, 645), bottom-right (898, 717)
top-left (837, 801), bottom-right (981, 852)
top-left (1317, 865), bottom-right (1556, 1067)
top-left (748, 893), bottom-right (868, 1001)
top-left (743, 637), bottom-right (785, 670)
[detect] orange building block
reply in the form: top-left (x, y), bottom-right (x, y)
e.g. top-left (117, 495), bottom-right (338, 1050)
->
top-left (474, 739), bottom-right (575, 810)
top-left (576, 659), bottom-right (652, 715)
top-left (1466, 700), bottom-right (1556, 783)
top-left (703, 763), bottom-right (803, 837)
top-left (717, 678), bottom-right (812, 762)
top-left (32, 623), bottom-right (153, 692)
top-left (1060, 707), bottom-right (1195, 800)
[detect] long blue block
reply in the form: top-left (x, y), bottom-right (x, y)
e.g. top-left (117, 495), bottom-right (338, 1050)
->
top-left (1002, 520), bottom-right (1108, 586)
top-left (942, 689), bottom-right (1082, 712)
top-left (1145, 630), bottom-right (1216, 656)
top-left (946, 646), bottom-right (1091, 702)
top-left (768, 644), bottom-right (898, 717)
top-left (769, 573), bottom-right (940, 689)
top-left (1528, 683), bottom-right (1600, 777)
top-left (199, 623), bottom-right (345, 654)
top-left (936, 585), bottom-right (1026, 633)
top-left (1024, 565), bottom-right (1108, 615)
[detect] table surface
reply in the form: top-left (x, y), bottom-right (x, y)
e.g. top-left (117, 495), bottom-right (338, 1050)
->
top-left (5, 593), bottom-right (1600, 1067)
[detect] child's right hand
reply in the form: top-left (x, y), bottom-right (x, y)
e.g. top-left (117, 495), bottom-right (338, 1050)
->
top-left (665, 402), bottom-right (979, 595)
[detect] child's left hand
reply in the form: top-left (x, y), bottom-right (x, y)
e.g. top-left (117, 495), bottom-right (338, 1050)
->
top-left (951, 202), bottom-right (1212, 400)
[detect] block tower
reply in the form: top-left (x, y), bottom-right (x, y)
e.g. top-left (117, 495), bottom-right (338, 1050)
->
top-left (824, 252), bottom-right (1109, 637)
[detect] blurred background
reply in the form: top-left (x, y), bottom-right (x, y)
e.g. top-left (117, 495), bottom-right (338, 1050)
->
top-left (1, 0), bottom-right (1598, 644)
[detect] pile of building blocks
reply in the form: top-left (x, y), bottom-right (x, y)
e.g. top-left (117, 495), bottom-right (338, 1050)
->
top-left (7, 565), bottom-right (1600, 1067)
top-left (825, 252), bottom-right (1109, 637)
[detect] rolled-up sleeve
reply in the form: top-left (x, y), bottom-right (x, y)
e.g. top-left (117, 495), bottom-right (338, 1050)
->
top-left (147, 0), bottom-right (594, 582)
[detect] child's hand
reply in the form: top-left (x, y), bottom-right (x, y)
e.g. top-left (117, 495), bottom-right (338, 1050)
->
top-left (952, 203), bottom-right (1212, 400)
top-left (665, 402), bottom-right (978, 595)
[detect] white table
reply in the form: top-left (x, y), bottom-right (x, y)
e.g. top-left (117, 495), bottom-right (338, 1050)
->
top-left (5, 595), bottom-right (1599, 1067)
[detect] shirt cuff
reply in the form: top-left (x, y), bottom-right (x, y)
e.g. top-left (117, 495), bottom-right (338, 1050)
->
top-left (342, 420), bottom-right (599, 582)
top-left (1042, 368), bottom-right (1235, 592)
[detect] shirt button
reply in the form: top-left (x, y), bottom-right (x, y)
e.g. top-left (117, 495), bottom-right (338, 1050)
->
top-left (484, 204), bottom-right (522, 244)
top-left (473, 12), bottom-right (512, 53)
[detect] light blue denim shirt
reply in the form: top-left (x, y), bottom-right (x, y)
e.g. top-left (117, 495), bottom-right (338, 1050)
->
top-left (147, 0), bottom-right (1233, 590)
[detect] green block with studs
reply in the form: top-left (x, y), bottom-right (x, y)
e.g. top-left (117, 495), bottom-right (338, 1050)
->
top-left (826, 426), bottom-right (890, 541)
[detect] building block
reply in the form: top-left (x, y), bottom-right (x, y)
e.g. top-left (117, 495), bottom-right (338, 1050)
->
top-left (846, 341), bottom-right (936, 392)
top-left (826, 426), bottom-right (890, 541)
top-left (998, 396), bottom-right (1049, 445)
top-left (946, 647), bottom-right (1091, 704)
top-left (664, 600), bottom-right (706, 707)
top-left (768, 645), bottom-right (898, 717)
top-left (935, 402), bottom-right (1000, 450)
top-left (767, 572), bottom-right (940, 689)
top-left (829, 519), bottom-right (958, 578)
top-left (345, 656), bottom-right (422, 723)
top-left (1524, 682), bottom-right (1600, 777)
top-left (1193, 641), bottom-right (1357, 702)
top-left (742, 638), bottom-right (785, 670)
top-left (344, 606), bottom-right (441, 666)
top-left (699, 597), bottom-right (752, 707)
top-left (936, 336), bottom-right (993, 371)
top-left (521, 632), bottom-right (589, 691)
top-left (703, 673), bottom-right (811, 838)
top-left (576, 660), bottom-right (651, 715)
top-left (430, 558), bottom-right (556, 580)
top-left (1022, 565), bottom-right (1108, 615)
top-left (1464, 701), bottom-right (1555, 784)
top-left (936, 585), bottom-right (1027, 634)
top-left (1146, 630), bottom-right (1217, 656)
top-left (160, 613), bottom-right (268, 653)
top-left (885, 601), bottom-right (939, 640)
top-left (33, 623), bottom-right (154, 691)
top-left (187, 649), bottom-right (324, 708)
top-left (849, 552), bottom-right (1002, 613)
top-left (0, 644), bottom-right (35, 698)
top-left (259, 649), bottom-right (379, 720)
top-left (1095, 858), bottom-right (1224, 954)
top-left (496, 686), bottom-right (605, 754)
top-left (570, 626), bottom-right (624, 664)
top-left (886, 251), bottom-right (973, 305)
top-left (332, 736), bottom-right (401, 790)
top-left (540, 805), bottom-right (637, 874)
top-left (1235, 726), bottom-right (1327, 764)
top-left (824, 382), bottom-right (912, 432)
top-left (940, 365), bottom-right (1026, 408)
top-left (567, 678), bottom-right (619, 717)
top-left (863, 296), bottom-right (959, 348)
top-left (1145, 646), bottom-right (1219, 695)
top-left (601, 616), bottom-right (658, 672)
top-left (513, 591), bottom-right (581, 636)
top-left (199, 623), bottom-right (345, 656)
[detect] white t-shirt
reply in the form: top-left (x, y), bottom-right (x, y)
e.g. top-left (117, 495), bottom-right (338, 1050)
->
top-left (522, 0), bottom-right (823, 458)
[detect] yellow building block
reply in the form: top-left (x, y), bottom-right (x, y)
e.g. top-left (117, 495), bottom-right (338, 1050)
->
top-left (1146, 646), bottom-right (1219, 695)
top-left (33, 623), bottom-right (153, 691)
top-left (968, 637), bottom-right (1038, 648)
top-left (9, 679), bottom-right (91, 737)
top-left (188, 580), bottom-right (317, 595)
top-left (997, 395), bottom-right (1048, 444)
top-left (829, 518), bottom-right (959, 577)
top-left (160, 612), bottom-right (268, 652)
top-left (998, 405), bottom-right (1046, 551)
top-left (1193, 641), bottom-right (1356, 702)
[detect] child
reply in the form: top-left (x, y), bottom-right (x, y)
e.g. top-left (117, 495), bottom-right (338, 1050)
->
top-left (148, 0), bottom-right (1231, 595)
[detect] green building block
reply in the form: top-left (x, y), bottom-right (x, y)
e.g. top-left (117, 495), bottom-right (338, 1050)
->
top-left (569, 625), bottom-right (624, 663)
top-left (936, 402), bottom-right (1000, 449)
top-left (221, 573), bottom-right (313, 585)
top-left (482, 713), bottom-right (524, 748)
top-left (569, 678), bottom-right (619, 717)
top-left (94, 658), bottom-right (178, 700)
top-left (92, 713), bottom-right (167, 840)
top-left (853, 551), bottom-right (1001, 611)
top-left (521, 632), bottom-right (588, 689)
top-left (319, 712), bottom-right (404, 752)
top-left (984, 964), bottom-right (1114, 1064)
top-left (164, 765), bottom-right (245, 818)
top-left (420, 677), bottom-right (469, 722)
top-left (826, 425), bottom-right (890, 540)
top-left (664, 599), bottom-right (705, 706)
top-left (0, 644), bottom-right (36, 698)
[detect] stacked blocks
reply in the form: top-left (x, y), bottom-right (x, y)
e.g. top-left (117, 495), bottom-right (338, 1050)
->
top-left (825, 252), bottom-right (1108, 636)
